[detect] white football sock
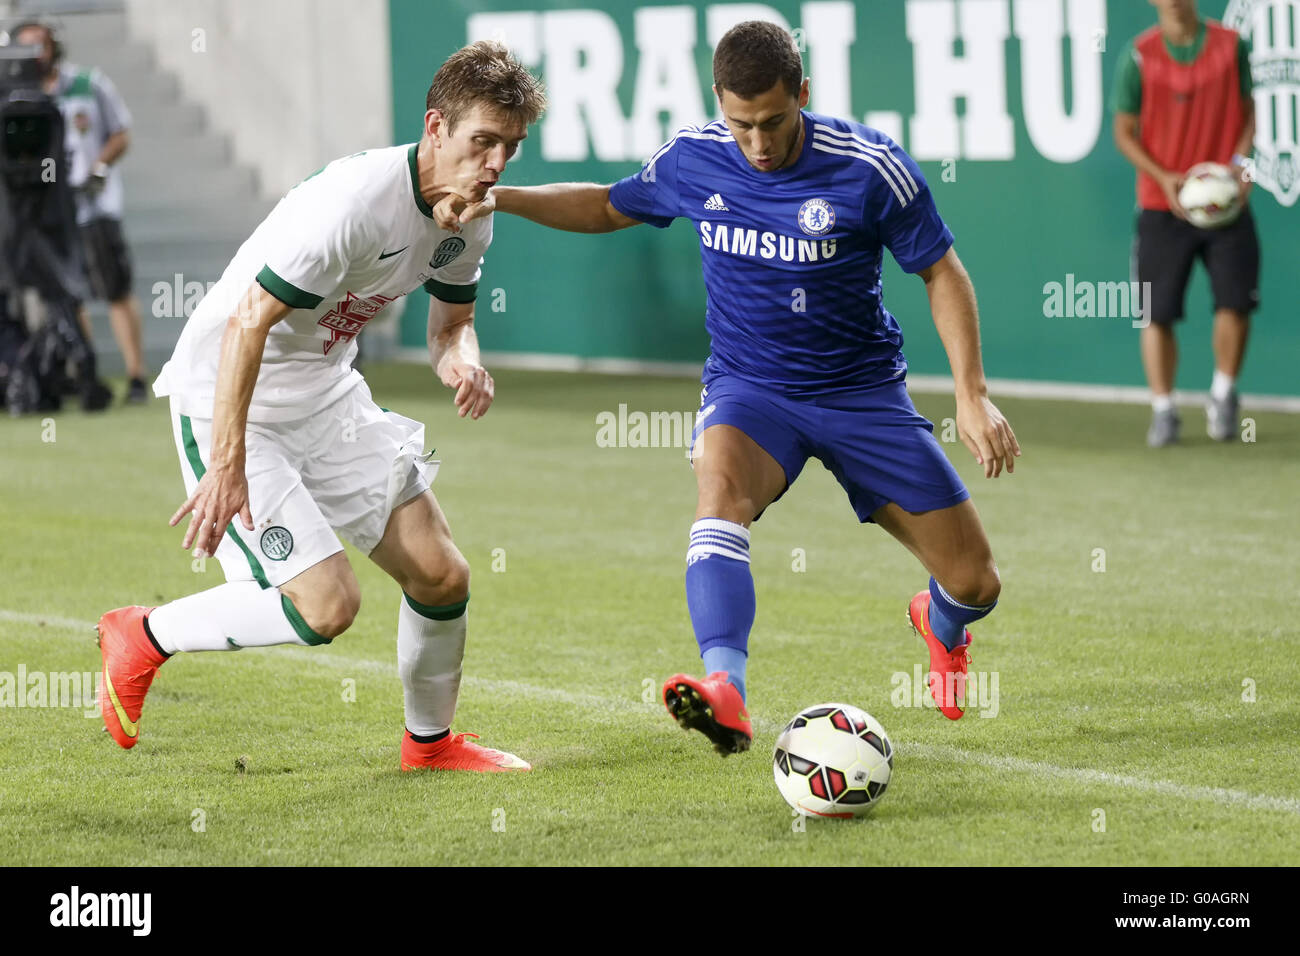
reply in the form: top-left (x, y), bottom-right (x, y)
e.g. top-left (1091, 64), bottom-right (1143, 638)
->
top-left (397, 594), bottom-right (467, 736)
top-left (148, 581), bottom-right (326, 653)
top-left (1210, 370), bottom-right (1236, 401)
top-left (1151, 393), bottom-right (1175, 414)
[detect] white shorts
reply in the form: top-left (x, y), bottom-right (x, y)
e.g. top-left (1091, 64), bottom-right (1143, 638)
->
top-left (169, 381), bottom-right (437, 588)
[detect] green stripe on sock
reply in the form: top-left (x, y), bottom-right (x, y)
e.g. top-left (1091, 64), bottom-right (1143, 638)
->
top-left (179, 414), bottom-right (271, 590)
top-left (403, 592), bottom-right (469, 621)
top-left (281, 594), bottom-right (332, 645)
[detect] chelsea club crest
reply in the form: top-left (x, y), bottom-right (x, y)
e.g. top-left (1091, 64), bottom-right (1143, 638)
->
top-left (797, 198), bottom-right (835, 236)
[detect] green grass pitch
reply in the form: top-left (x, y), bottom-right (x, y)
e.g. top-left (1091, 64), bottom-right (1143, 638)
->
top-left (1, 363), bottom-right (1297, 865)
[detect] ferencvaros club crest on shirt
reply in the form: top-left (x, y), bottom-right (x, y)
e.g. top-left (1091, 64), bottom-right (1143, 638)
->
top-left (431, 237), bottom-right (466, 268)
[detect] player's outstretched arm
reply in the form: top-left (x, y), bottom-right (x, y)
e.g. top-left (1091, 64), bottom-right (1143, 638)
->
top-left (492, 184), bottom-right (641, 233)
top-left (433, 184), bottom-right (641, 233)
top-left (170, 282), bottom-right (292, 556)
top-left (429, 296), bottom-right (493, 420)
top-left (918, 247), bottom-right (1021, 479)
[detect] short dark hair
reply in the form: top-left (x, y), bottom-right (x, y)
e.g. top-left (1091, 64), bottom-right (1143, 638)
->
top-left (425, 40), bottom-right (546, 131)
top-left (713, 21), bottom-right (802, 99)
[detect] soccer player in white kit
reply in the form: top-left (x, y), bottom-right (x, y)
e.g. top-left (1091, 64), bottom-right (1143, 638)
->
top-left (94, 42), bottom-right (544, 772)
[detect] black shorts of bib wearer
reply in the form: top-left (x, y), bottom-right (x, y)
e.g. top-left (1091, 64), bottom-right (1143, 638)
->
top-left (1133, 206), bottom-right (1260, 326)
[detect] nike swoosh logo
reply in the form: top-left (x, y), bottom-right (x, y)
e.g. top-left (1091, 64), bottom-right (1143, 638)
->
top-left (103, 669), bottom-right (138, 738)
top-left (378, 245), bottom-right (409, 260)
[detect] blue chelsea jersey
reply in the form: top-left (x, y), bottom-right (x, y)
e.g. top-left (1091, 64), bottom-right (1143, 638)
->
top-left (609, 111), bottom-right (954, 397)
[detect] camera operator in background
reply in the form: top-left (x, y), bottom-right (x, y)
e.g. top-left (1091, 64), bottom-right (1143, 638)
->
top-left (15, 20), bottom-right (148, 404)
top-left (0, 21), bottom-right (111, 413)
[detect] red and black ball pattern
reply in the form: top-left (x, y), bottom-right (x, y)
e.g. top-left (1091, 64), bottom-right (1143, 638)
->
top-left (775, 705), bottom-right (892, 808)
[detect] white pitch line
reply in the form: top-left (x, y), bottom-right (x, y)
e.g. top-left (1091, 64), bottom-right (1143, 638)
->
top-left (0, 610), bottom-right (101, 634)
top-left (902, 744), bottom-right (1300, 816)
top-left (4, 608), bottom-right (1299, 816)
top-left (263, 644), bottom-right (653, 720)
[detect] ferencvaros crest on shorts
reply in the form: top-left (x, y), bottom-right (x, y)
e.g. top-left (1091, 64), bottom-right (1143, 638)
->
top-left (797, 198), bottom-right (836, 236)
top-left (260, 526), bottom-right (294, 561)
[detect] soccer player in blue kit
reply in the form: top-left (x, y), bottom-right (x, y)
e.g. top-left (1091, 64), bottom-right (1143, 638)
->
top-left (483, 21), bottom-right (1020, 753)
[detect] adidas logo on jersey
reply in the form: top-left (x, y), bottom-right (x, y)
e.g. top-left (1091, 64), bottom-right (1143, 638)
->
top-left (704, 193), bottom-right (729, 211)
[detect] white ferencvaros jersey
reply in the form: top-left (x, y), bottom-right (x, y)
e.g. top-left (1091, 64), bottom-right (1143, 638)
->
top-left (154, 144), bottom-right (490, 422)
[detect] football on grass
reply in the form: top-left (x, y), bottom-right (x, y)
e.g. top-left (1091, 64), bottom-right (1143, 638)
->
top-left (1178, 162), bottom-right (1244, 229)
top-left (774, 703), bottom-right (893, 818)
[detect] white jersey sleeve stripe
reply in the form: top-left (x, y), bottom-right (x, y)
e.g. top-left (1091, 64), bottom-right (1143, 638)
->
top-left (812, 133), bottom-right (917, 203)
top-left (811, 142), bottom-right (909, 207)
top-left (811, 133), bottom-right (917, 203)
top-left (812, 124), bottom-right (919, 196)
top-left (645, 125), bottom-right (736, 171)
top-left (813, 123), bottom-right (917, 183)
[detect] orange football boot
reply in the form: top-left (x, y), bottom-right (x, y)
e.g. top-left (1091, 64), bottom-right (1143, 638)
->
top-left (662, 671), bottom-right (753, 755)
top-left (908, 590), bottom-right (971, 721)
top-left (400, 730), bottom-right (531, 772)
top-left (96, 605), bottom-right (166, 749)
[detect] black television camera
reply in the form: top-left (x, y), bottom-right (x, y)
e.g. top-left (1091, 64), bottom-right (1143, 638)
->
top-left (0, 36), bottom-right (109, 414)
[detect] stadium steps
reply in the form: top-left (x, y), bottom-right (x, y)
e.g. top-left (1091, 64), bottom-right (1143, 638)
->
top-left (53, 9), bottom-right (273, 378)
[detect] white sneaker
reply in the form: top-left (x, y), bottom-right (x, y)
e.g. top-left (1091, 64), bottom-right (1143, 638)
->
top-left (1206, 391), bottom-right (1239, 442)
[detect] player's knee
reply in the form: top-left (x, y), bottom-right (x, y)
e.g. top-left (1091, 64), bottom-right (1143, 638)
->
top-left (696, 473), bottom-right (758, 524)
top-left (288, 575), bottom-right (361, 640)
top-left (974, 565), bottom-right (1003, 607)
top-left (942, 561), bottom-right (1001, 608)
top-left (433, 551), bottom-right (471, 602)
top-left (314, 595), bottom-right (361, 640)
top-left (402, 548), bottom-right (470, 607)
top-left (975, 567), bottom-right (1001, 607)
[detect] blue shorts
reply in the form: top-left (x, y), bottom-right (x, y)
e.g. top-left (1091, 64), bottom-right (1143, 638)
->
top-left (690, 373), bottom-right (969, 523)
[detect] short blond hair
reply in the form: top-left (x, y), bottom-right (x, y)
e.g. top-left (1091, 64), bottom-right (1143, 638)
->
top-left (426, 41), bottom-right (547, 131)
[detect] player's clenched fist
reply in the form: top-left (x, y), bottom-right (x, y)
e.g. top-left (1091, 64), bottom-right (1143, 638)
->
top-left (170, 463), bottom-right (254, 557)
top-left (439, 360), bottom-right (495, 419)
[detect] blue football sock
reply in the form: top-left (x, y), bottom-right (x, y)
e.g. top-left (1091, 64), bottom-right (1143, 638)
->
top-left (702, 646), bottom-right (748, 701)
top-left (928, 576), bottom-right (997, 650)
top-left (926, 598), bottom-right (966, 650)
top-left (686, 518), bottom-right (755, 702)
